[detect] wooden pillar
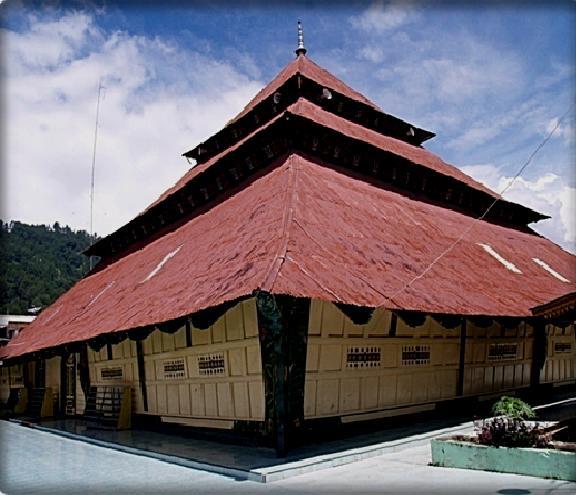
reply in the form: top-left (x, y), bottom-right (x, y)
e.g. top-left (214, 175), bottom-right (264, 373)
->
top-left (35, 357), bottom-right (45, 388)
top-left (456, 318), bottom-right (467, 396)
top-left (256, 291), bottom-right (310, 457)
top-left (136, 340), bottom-right (148, 411)
top-left (78, 345), bottom-right (90, 400)
top-left (59, 351), bottom-right (69, 415)
top-left (531, 319), bottom-right (546, 388)
top-left (22, 360), bottom-right (31, 392)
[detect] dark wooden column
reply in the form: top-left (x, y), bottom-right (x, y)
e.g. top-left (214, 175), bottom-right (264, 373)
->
top-left (255, 291), bottom-right (310, 457)
top-left (456, 318), bottom-right (467, 396)
top-left (59, 351), bottom-right (69, 415)
top-left (78, 345), bottom-right (91, 401)
top-left (136, 340), bottom-right (148, 412)
top-left (531, 319), bottom-right (546, 388)
top-left (22, 360), bottom-right (31, 392)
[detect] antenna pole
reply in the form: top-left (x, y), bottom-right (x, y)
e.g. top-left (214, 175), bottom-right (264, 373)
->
top-left (89, 79), bottom-right (103, 271)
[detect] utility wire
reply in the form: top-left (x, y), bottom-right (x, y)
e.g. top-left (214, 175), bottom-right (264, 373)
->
top-left (89, 79), bottom-right (103, 271)
top-left (388, 105), bottom-right (574, 305)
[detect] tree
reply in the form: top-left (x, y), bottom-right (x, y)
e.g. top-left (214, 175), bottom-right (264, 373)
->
top-left (0, 221), bottom-right (98, 314)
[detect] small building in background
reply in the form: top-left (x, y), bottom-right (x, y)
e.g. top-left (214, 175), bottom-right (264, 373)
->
top-left (0, 315), bottom-right (36, 347)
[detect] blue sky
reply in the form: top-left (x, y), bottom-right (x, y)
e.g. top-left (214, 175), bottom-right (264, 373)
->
top-left (1, 1), bottom-right (575, 252)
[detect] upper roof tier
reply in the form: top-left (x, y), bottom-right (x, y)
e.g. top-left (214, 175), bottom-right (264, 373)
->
top-left (235, 53), bottom-right (381, 121)
top-left (184, 53), bottom-right (435, 165)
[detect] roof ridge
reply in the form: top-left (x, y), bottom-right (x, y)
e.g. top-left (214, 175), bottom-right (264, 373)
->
top-left (297, 55), bottom-right (380, 110)
top-left (260, 153), bottom-right (299, 291)
top-left (230, 54), bottom-right (380, 125)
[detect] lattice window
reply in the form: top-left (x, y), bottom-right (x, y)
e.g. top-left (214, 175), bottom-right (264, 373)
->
top-left (162, 358), bottom-right (187, 379)
top-left (197, 352), bottom-right (225, 376)
top-left (488, 343), bottom-right (517, 361)
top-left (346, 346), bottom-right (381, 368)
top-left (402, 344), bottom-right (430, 366)
top-left (100, 367), bottom-right (123, 380)
top-left (554, 342), bottom-right (572, 354)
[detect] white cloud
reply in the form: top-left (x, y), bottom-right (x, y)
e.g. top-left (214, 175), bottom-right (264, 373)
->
top-left (462, 164), bottom-right (576, 253)
top-left (350, 1), bottom-right (418, 33)
top-left (2, 11), bottom-right (263, 237)
top-left (545, 116), bottom-right (574, 146)
top-left (446, 99), bottom-right (546, 151)
top-left (358, 45), bottom-right (384, 64)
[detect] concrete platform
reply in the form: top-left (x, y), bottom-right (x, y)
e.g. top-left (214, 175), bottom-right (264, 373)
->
top-left (8, 395), bottom-right (575, 483)
top-left (2, 420), bottom-right (575, 495)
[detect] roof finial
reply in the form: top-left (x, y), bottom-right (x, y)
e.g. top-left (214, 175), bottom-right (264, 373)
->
top-left (295, 20), bottom-right (307, 57)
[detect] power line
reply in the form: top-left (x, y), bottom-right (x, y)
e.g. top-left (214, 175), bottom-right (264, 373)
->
top-left (89, 79), bottom-right (103, 271)
top-left (388, 105), bottom-right (574, 305)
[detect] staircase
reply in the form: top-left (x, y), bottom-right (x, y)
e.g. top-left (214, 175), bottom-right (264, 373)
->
top-left (28, 388), bottom-right (46, 417)
top-left (84, 385), bottom-right (131, 430)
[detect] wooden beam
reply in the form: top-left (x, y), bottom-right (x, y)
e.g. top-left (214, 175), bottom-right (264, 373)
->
top-left (136, 340), bottom-right (148, 412)
top-left (78, 344), bottom-right (90, 405)
top-left (457, 318), bottom-right (467, 396)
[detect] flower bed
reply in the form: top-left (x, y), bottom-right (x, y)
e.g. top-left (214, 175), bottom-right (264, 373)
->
top-left (430, 396), bottom-right (576, 481)
top-left (431, 438), bottom-right (576, 481)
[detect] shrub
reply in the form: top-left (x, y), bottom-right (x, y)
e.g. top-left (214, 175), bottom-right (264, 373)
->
top-left (491, 396), bottom-right (535, 421)
top-left (476, 396), bottom-right (544, 448)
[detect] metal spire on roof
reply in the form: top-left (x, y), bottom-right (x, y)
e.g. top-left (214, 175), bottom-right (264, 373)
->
top-left (295, 20), bottom-right (307, 57)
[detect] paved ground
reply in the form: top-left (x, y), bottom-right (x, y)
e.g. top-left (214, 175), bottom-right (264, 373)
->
top-left (1, 420), bottom-right (574, 495)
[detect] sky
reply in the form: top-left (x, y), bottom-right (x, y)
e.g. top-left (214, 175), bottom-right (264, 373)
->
top-left (1, 1), bottom-right (575, 253)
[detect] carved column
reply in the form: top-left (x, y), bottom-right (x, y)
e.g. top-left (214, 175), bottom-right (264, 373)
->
top-left (255, 291), bottom-right (310, 457)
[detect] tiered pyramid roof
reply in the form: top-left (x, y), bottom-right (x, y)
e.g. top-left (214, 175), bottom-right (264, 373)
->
top-left (3, 51), bottom-right (574, 360)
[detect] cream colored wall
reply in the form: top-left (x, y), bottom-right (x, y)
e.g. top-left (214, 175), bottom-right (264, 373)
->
top-left (462, 320), bottom-right (533, 395)
top-left (540, 323), bottom-right (575, 385)
top-left (304, 300), bottom-right (544, 421)
top-left (88, 298), bottom-right (265, 426)
top-left (304, 300), bottom-right (460, 419)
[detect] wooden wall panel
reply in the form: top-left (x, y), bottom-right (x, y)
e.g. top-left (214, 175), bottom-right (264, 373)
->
top-left (179, 383), bottom-right (191, 416)
top-left (166, 384), bottom-right (179, 415)
top-left (248, 381), bottom-right (265, 419)
top-left (319, 344), bottom-right (342, 371)
top-left (378, 374), bottom-right (397, 407)
top-left (191, 384), bottom-right (207, 416)
top-left (316, 379), bottom-right (339, 415)
top-left (304, 380), bottom-right (317, 417)
top-left (217, 383), bottom-right (233, 417)
top-left (233, 382), bottom-right (250, 418)
top-left (321, 303), bottom-right (344, 337)
top-left (339, 378), bottom-right (360, 412)
top-left (361, 376), bottom-right (379, 410)
top-left (540, 324), bottom-right (575, 386)
top-left (86, 298), bottom-right (266, 426)
top-left (304, 300), bottom-right (538, 422)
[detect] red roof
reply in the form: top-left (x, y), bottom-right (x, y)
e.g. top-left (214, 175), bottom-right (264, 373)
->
top-left (288, 99), bottom-right (499, 198)
top-left (231, 54), bottom-right (381, 124)
top-left (3, 153), bottom-right (574, 359)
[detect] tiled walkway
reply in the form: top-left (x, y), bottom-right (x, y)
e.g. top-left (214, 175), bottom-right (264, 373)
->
top-left (33, 407), bottom-right (476, 472)
top-left (1, 419), bottom-right (574, 495)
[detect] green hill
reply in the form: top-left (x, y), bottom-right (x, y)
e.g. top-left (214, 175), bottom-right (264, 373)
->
top-left (0, 220), bottom-right (98, 314)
